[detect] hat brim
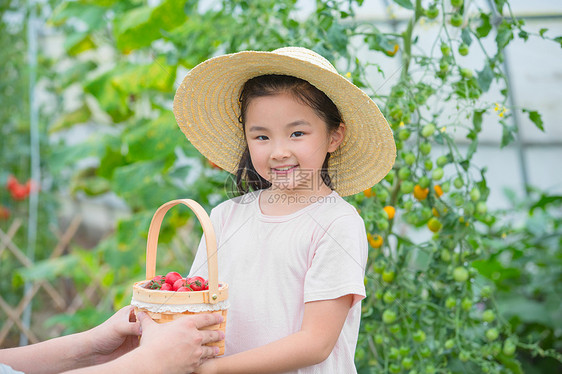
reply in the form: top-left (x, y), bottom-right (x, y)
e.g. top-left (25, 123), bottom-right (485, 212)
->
top-left (173, 50), bottom-right (396, 196)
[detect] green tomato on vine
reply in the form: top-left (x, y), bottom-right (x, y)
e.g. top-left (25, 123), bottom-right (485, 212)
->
top-left (450, 13), bottom-right (463, 27)
top-left (458, 43), bottom-right (470, 56)
top-left (451, 0), bottom-right (464, 8)
top-left (425, 6), bottom-right (439, 19)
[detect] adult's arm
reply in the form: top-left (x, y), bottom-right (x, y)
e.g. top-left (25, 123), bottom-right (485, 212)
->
top-left (0, 307), bottom-right (224, 374)
top-left (0, 306), bottom-right (140, 374)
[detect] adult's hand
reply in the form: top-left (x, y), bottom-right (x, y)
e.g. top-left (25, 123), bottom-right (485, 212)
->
top-left (135, 311), bottom-right (224, 374)
top-left (60, 311), bottom-right (224, 374)
top-left (86, 305), bottom-right (141, 365)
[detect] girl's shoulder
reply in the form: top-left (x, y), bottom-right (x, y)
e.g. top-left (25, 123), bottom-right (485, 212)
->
top-left (317, 191), bottom-right (362, 217)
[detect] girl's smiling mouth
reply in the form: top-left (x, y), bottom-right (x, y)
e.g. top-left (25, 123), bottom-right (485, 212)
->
top-left (272, 165), bottom-right (298, 174)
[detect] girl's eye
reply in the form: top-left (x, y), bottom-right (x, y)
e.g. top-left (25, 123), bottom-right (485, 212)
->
top-left (291, 131), bottom-right (305, 138)
top-left (256, 135), bottom-right (268, 141)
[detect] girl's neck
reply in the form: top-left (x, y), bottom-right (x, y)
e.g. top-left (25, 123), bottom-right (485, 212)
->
top-left (258, 184), bottom-right (334, 216)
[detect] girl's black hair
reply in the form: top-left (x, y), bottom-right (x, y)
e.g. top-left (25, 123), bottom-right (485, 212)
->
top-left (235, 74), bottom-right (343, 195)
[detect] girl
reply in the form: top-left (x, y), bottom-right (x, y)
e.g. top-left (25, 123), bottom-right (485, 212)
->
top-left (173, 47), bottom-right (396, 373)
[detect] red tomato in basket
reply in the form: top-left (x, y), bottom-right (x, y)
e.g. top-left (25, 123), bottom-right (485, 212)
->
top-left (177, 286), bottom-right (192, 292)
top-left (165, 271), bottom-right (182, 285)
top-left (161, 283), bottom-right (173, 291)
top-left (152, 275), bottom-right (165, 284)
top-left (188, 276), bottom-right (206, 291)
top-left (146, 275), bottom-right (165, 290)
top-left (173, 278), bottom-right (186, 291)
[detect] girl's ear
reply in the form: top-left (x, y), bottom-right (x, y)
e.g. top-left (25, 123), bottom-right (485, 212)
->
top-left (328, 123), bottom-right (346, 153)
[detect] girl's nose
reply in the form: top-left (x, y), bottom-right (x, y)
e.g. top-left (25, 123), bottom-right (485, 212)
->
top-left (271, 141), bottom-right (291, 160)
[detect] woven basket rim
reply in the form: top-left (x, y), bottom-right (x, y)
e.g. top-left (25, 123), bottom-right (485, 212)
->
top-left (133, 280), bottom-right (229, 305)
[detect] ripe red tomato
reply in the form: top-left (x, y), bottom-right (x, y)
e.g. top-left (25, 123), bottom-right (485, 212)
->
top-left (152, 275), bottom-right (165, 284)
top-left (160, 283), bottom-right (173, 291)
top-left (173, 278), bottom-right (186, 291)
top-left (177, 286), bottom-right (192, 292)
top-left (146, 275), bottom-right (165, 289)
top-left (188, 276), bottom-right (206, 291)
top-left (165, 271), bottom-right (182, 286)
top-left (6, 175), bottom-right (18, 190)
top-left (10, 184), bottom-right (29, 200)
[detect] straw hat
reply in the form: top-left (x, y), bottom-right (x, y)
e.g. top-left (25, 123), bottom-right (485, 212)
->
top-left (173, 47), bottom-right (396, 197)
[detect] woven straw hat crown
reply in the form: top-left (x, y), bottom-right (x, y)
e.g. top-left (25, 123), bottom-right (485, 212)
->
top-left (173, 47), bottom-right (396, 196)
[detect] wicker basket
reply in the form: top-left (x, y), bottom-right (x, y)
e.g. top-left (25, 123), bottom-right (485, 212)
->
top-left (131, 199), bottom-right (228, 355)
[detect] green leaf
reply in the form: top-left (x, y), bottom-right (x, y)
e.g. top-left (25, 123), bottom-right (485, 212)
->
top-left (392, 0), bottom-right (414, 10)
top-left (98, 144), bottom-right (127, 179)
top-left (476, 13), bottom-right (492, 38)
top-left (58, 61), bottom-right (98, 89)
top-left (496, 295), bottom-right (553, 325)
top-left (473, 110), bottom-right (484, 132)
top-left (48, 141), bottom-right (102, 173)
top-left (124, 113), bottom-right (185, 162)
top-left (466, 110), bottom-right (484, 160)
top-left (554, 36), bottom-right (562, 47)
top-left (500, 122), bottom-right (516, 148)
top-left (518, 30), bottom-right (529, 41)
top-left (112, 160), bottom-right (163, 196)
top-left (111, 160), bottom-right (181, 209)
top-left (365, 28), bottom-right (397, 56)
top-left (16, 255), bottom-right (79, 282)
top-left (116, 212), bottom-right (153, 250)
top-left (46, 307), bottom-right (110, 334)
top-left (476, 63), bottom-right (494, 93)
top-left (473, 259), bottom-right (520, 283)
top-left (539, 28), bottom-right (548, 37)
top-left (522, 109), bottom-right (544, 131)
top-left (461, 28), bottom-right (472, 46)
top-left (494, 0), bottom-right (507, 15)
top-left (113, 5), bottom-right (155, 52)
top-left (111, 57), bottom-right (176, 94)
top-left (530, 194), bottom-right (562, 213)
top-left (49, 1), bottom-right (106, 29)
top-left (496, 20), bottom-right (514, 50)
top-left (71, 172), bottom-right (111, 196)
top-left (150, 0), bottom-right (189, 32)
top-left (50, 103), bottom-right (92, 133)
top-left (64, 33), bottom-right (97, 56)
top-left (84, 66), bottom-right (133, 122)
top-left (113, 0), bottom-right (188, 52)
top-left (496, 353), bottom-right (524, 374)
top-left (79, 0), bottom-right (120, 6)
top-left (326, 22), bottom-right (348, 54)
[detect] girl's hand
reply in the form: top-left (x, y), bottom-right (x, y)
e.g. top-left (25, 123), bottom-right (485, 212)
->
top-left (86, 305), bottom-right (141, 364)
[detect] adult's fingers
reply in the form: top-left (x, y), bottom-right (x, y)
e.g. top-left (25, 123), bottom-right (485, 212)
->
top-left (200, 345), bottom-right (220, 360)
top-left (190, 313), bottom-right (224, 329)
top-left (123, 307), bottom-right (142, 336)
top-left (137, 311), bottom-right (156, 334)
top-left (199, 329), bottom-right (224, 345)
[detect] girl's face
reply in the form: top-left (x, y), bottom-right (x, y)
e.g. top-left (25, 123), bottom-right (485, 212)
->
top-left (245, 92), bottom-right (345, 192)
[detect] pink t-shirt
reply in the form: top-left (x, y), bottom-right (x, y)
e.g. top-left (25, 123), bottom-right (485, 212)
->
top-left (189, 189), bottom-right (368, 373)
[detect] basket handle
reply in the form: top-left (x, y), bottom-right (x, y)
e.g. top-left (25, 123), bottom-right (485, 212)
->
top-left (145, 199), bottom-right (220, 304)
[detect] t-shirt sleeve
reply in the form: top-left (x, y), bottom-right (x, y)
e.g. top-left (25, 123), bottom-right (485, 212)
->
top-left (188, 205), bottom-right (221, 279)
top-left (304, 213), bottom-right (368, 307)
